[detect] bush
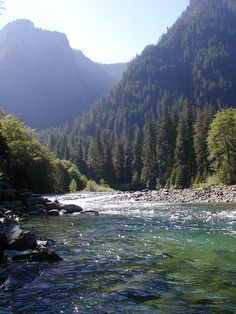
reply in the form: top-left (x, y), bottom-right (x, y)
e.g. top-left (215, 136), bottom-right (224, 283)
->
top-left (84, 180), bottom-right (113, 192)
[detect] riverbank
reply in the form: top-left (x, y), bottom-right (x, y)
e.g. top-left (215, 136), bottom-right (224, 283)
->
top-left (56, 185), bottom-right (236, 206)
top-left (120, 185), bottom-right (236, 203)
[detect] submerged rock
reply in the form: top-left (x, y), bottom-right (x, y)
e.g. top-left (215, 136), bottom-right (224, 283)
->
top-left (11, 247), bottom-right (63, 262)
top-left (1, 268), bottom-right (38, 291)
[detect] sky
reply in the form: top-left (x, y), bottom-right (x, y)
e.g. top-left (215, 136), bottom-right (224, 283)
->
top-left (0, 0), bottom-right (190, 64)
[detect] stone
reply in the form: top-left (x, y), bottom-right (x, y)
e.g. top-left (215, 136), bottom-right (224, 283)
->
top-left (11, 247), bottom-right (63, 262)
top-left (8, 231), bottom-right (37, 251)
top-left (48, 209), bottom-right (60, 216)
top-left (44, 201), bottom-right (61, 211)
top-left (62, 204), bottom-right (83, 214)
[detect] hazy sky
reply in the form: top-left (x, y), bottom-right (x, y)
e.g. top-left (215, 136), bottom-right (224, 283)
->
top-left (0, 0), bottom-right (190, 63)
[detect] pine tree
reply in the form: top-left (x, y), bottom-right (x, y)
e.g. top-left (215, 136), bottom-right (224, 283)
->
top-left (87, 130), bottom-right (104, 181)
top-left (194, 105), bottom-right (214, 183)
top-left (156, 102), bottom-right (175, 187)
top-left (112, 142), bottom-right (125, 186)
top-left (131, 126), bottom-right (143, 187)
top-left (171, 100), bottom-right (196, 188)
top-left (141, 120), bottom-right (157, 189)
top-left (103, 142), bottom-right (115, 185)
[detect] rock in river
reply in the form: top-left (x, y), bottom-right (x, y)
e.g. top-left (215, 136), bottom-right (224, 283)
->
top-left (62, 204), bottom-right (83, 214)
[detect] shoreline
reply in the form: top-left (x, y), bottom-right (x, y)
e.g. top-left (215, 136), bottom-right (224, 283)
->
top-left (54, 185), bottom-right (236, 205)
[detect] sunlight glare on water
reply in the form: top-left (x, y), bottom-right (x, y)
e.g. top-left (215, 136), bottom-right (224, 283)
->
top-left (1, 192), bottom-right (236, 313)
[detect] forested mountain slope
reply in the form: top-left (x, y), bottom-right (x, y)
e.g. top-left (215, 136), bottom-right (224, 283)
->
top-left (0, 20), bottom-right (126, 129)
top-left (78, 0), bottom-right (236, 138)
top-left (41, 0), bottom-right (236, 190)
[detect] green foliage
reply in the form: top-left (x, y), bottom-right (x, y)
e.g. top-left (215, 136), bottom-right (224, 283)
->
top-left (0, 115), bottom-right (54, 192)
top-left (0, 114), bottom-right (88, 193)
top-left (141, 121), bottom-right (157, 189)
top-left (84, 180), bottom-right (113, 192)
top-left (69, 179), bottom-right (78, 193)
top-left (207, 108), bottom-right (236, 185)
top-left (171, 101), bottom-right (196, 188)
top-left (52, 159), bottom-right (87, 193)
top-left (194, 106), bottom-right (214, 183)
top-left (156, 101), bottom-right (175, 187)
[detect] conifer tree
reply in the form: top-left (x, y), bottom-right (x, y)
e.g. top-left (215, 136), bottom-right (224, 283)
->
top-left (141, 120), bottom-right (157, 189)
top-left (170, 100), bottom-right (196, 188)
top-left (112, 142), bottom-right (125, 186)
top-left (156, 102), bottom-right (175, 187)
top-left (131, 126), bottom-right (143, 187)
top-left (194, 105), bottom-right (214, 183)
top-left (103, 142), bottom-right (115, 185)
top-left (87, 130), bottom-right (104, 181)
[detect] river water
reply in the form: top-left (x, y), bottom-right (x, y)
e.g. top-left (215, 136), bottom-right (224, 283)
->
top-left (1, 192), bottom-right (236, 313)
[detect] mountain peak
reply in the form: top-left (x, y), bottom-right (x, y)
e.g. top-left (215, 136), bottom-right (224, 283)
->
top-left (3, 19), bottom-right (35, 32)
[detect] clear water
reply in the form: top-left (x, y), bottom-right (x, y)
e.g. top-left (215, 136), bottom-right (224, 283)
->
top-left (1, 192), bottom-right (236, 313)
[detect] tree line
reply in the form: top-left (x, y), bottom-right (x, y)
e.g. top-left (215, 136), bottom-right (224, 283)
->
top-left (41, 103), bottom-right (236, 191)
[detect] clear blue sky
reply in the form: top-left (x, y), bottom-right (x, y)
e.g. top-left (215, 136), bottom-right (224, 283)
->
top-left (0, 0), bottom-right (190, 63)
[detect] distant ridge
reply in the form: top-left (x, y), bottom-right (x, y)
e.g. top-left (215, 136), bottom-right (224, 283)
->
top-left (0, 19), bottom-right (126, 129)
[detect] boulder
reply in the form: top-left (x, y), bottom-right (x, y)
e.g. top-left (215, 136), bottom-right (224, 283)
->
top-left (62, 204), bottom-right (83, 214)
top-left (8, 231), bottom-right (37, 251)
top-left (44, 201), bottom-right (61, 211)
top-left (48, 209), bottom-right (60, 216)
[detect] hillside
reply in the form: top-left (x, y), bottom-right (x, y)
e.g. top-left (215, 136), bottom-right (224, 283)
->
top-left (41, 0), bottom-right (236, 190)
top-left (76, 0), bottom-right (236, 138)
top-left (0, 20), bottom-right (126, 129)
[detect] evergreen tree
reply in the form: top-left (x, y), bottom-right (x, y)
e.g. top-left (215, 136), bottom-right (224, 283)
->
top-left (103, 142), bottom-right (115, 185)
top-left (87, 130), bottom-right (104, 181)
top-left (194, 105), bottom-right (214, 183)
top-left (156, 102), bottom-right (175, 187)
top-left (141, 120), bottom-right (157, 189)
top-left (112, 142), bottom-right (125, 186)
top-left (171, 100), bottom-right (196, 188)
top-left (123, 135), bottom-right (132, 185)
top-left (131, 126), bottom-right (143, 187)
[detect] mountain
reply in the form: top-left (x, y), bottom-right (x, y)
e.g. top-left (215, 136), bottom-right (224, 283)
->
top-left (77, 0), bottom-right (236, 138)
top-left (0, 19), bottom-right (126, 129)
top-left (41, 0), bottom-right (236, 189)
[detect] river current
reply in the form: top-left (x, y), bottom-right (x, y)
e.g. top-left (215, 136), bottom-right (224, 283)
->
top-left (1, 192), bottom-right (236, 313)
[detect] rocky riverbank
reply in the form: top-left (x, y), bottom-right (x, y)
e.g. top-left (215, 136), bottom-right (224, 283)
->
top-left (0, 181), bottom-right (99, 219)
top-left (0, 181), bottom-right (88, 292)
top-left (118, 185), bottom-right (236, 203)
top-left (56, 185), bottom-right (236, 206)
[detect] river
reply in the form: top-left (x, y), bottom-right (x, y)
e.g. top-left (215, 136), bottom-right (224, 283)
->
top-left (1, 192), bottom-right (236, 313)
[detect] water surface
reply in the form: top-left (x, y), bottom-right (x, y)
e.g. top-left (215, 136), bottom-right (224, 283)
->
top-left (1, 192), bottom-right (236, 313)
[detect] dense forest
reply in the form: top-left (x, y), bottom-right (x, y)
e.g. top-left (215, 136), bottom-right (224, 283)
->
top-left (40, 103), bottom-right (236, 190)
top-left (40, 0), bottom-right (236, 191)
